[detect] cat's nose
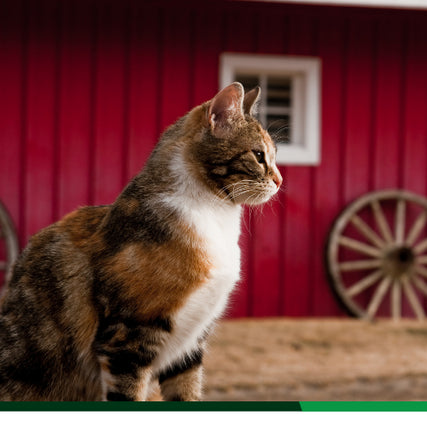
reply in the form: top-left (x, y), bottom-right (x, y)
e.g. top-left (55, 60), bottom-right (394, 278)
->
top-left (273, 173), bottom-right (283, 189)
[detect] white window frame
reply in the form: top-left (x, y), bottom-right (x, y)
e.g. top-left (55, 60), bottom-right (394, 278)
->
top-left (220, 53), bottom-right (321, 165)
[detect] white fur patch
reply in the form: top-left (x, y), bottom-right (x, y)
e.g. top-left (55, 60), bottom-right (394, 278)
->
top-left (152, 151), bottom-right (242, 373)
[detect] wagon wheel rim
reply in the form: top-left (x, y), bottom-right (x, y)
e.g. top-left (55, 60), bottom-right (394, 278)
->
top-left (0, 201), bottom-right (19, 286)
top-left (327, 189), bottom-right (427, 321)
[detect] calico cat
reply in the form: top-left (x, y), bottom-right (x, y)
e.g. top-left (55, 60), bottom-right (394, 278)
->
top-left (0, 82), bottom-right (282, 401)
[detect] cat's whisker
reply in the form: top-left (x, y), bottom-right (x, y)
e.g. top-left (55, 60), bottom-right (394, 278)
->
top-left (244, 209), bottom-right (254, 236)
top-left (212, 182), bottom-right (241, 202)
top-left (267, 120), bottom-right (290, 133)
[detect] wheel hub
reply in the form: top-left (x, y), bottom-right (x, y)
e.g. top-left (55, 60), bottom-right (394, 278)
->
top-left (382, 246), bottom-right (415, 279)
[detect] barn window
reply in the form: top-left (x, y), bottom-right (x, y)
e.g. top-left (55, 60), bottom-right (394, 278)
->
top-left (220, 53), bottom-right (321, 165)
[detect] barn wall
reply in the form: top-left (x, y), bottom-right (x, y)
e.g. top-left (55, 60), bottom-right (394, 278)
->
top-left (1, 0), bottom-right (427, 317)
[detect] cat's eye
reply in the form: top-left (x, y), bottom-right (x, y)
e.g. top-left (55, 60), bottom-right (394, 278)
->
top-left (253, 151), bottom-right (265, 164)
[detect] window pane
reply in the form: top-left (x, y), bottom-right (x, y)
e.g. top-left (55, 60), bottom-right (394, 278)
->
top-left (267, 76), bottom-right (292, 108)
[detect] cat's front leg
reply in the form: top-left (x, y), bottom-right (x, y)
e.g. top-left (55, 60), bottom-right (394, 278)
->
top-left (158, 348), bottom-right (204, 401)
top-left (95, 317), bottom-right (170, 401)
top-left (99, 355), bottom-right (153, 401)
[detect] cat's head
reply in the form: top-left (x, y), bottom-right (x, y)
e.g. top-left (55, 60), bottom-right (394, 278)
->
top-left (186, 82), bottom-right (283, 206)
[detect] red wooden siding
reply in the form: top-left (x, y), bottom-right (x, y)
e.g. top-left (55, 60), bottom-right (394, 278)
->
top-left (2, 0), bottom-right (427, 317)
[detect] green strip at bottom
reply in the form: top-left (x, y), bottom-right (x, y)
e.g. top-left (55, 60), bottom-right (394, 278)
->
top-left (0, 401), bottom-right (301, 411)
top-left (4, 401), bottom-right (427, 411)
top-left (300, 402), bottom-right (427, 411)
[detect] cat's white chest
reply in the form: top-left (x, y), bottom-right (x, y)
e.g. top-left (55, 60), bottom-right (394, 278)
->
top-left (153, 201), bottom-right (241, 373)
top-left (181, 204), bottom-right (242, 320)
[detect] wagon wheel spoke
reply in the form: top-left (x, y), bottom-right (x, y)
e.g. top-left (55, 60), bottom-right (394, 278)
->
top-left (339, 259), bottom-right (382, 272)
top-left (395, 199), bottom-right (406, 245)
top-left (346, 269), bottom-right (383, 297)
top-left (406, 210), bottom-right (427, 246)
top-left (366, 276), bottom-right (391, 319)
top-left (413, 275), bottom-right (427, 297)
top-left (371, 200), bottom-right (394, 244)
top-left (391, 280), bottom-right (401, 320)
top-left (414, 239), bottom-right (427, 255)
top-left (350, 215), bottom-right (386, 249)
top-left (401, 276), bottom-right (425, 320)
top-left (338, 236), bottom-right (382, 258)
top-left (415, 265), bottom-right (427, 280)
top-left (416, 255), bottom-right (427, 265)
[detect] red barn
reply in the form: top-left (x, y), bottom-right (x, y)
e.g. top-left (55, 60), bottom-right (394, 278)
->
top-left (1, 0), bottom-right (427, 318)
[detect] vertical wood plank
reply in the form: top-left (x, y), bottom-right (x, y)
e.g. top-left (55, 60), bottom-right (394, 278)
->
top-left (92, 0), bottom-right (127, 206)
top-left (159, 8), bottom-right (192, 133)
top-left (402, 20), bottom-right (427, 196)
top-left (24, 0), bottom-right (61, 240)
top-left (0, 0), bottom-right (25, 248)
top-left (0, 0), bottom-right (25, 290)
top-left (338, 17), bottom-right (376, 315)
top-left (311, 17), bottom-right (348, 316)
top-left (282, 15), bottom-right (315, 316)
top-left (372, 18), bottom-right (403, 190)
top-left (127, 4), bottom-right (162, 179)
top-left (343, 17), bottom-right (376, 203)
top-left (57, 0), bottom-right (93, 217)
top-left (192, 8), bottom-right (223, 105)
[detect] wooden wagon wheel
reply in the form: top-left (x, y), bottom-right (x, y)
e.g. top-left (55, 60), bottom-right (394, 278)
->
top-left (0, 201), bottom-right (19, 286)
top-left (327, 189), bottom-right (427, 321)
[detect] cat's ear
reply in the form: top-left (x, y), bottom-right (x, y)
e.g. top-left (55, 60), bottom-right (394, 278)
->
top-left (243, 86), bottom-right (261, 116)
top-left (207, 82), bottom-right (245, 139)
